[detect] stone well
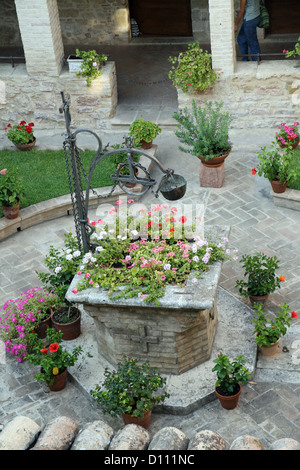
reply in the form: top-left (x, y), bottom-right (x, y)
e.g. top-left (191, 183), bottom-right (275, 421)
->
top-left (66, 226), bottom-right (230, 375)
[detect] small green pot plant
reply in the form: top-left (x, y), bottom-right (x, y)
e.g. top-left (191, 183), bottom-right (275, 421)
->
top-left (173, 100), bottom-right (232, 163)
top-left (0, 167), bottom-right (25, 217)
top-left (212, 353), bottom-right (251, 410)
top-left (5, 120), bottom-right (35, 148)
top-left (26, 327), bottom-right (82, 391)
top-left (90, 357), bottom-right (169, 429)
top-left (75, 49), bottom-right (108, 86)
top-left (129, 116), bottom-right (162, 149)
top-left (168, 41), bottom-right (219, 94)
top-left (252, 302), bottom-right (298, 355)
top-left (235, 252), bottom-right (281, 304)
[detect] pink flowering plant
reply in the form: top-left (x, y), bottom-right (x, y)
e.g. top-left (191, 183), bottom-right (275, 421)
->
top-left (0, 287), bottom-right (58, 362)
top-left (275, 122), bottom-right (299, 147)
top-left (71, 199), bottom-right (231, 305)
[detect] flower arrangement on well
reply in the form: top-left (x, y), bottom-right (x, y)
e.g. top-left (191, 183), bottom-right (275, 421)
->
top-left (0, 167), bottom-right (25, 208)
top-left (252, 302), bottom-right (298, 348)
top-left (75, 49), bottom-right (108, 86)
top-left (168, 41), bottom-right (219, 94)
top-left (70, 199), bottom-right (231, 306)
top-left (129, 116), bottom-right (162, 146)
top-left (275, 122), bottom-right (299, 148)
top-left (26, 327), bottom-right (82, 387)
top-left (0, 287), bottom-right (58, 362)
top-left (5, 120), bottom-right (35, 146)
top-left (173, 100), bottom-right (232, 161)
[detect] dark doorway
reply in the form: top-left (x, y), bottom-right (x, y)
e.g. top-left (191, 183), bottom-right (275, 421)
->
top-left (265, 0), bottom-right (300, 34)
top-left (129, 0), bottom-right (192, 37)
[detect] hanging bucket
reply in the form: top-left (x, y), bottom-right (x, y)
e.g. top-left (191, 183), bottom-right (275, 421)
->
top-left (159, 174), bottom-right (187, 201)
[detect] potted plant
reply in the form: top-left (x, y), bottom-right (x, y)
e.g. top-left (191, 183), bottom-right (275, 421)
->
top-left (0, 168), bottom-right (25, 219)
top-left (235, 252), bottom-right (281, 304)
top-left (70, 199), bottom-right (230, 306)
top-left (71, 49), bottom-right (108, 86)
top-left (168, 41), bottom-right (219, 94)
top-left (36, 233), bottom-right (83, 340)
top-left (212, 353), bottom-right (251, 409)
top-left (5, 120), bottom-right (36, 150)
top-left (26, 328), bottom-right (82, 391)
top-left (90, 357), bottom-right (169, 428)
top-left (0, 287), bottom-right (58, 362)
top-left (129, 116), bottom-right (162, 149)
top-left (173, 100), bottom-right (232, 166)
top-left (283, 36), bottom-right (300, 58)
top-left (252, 302), bottom-right (298, 356)
top-left (109, 143), bottom-right (140, 186)
top-left (275, 122), bottom-right (299, 150)
top-left (253, 140), bottom-right (298, 193)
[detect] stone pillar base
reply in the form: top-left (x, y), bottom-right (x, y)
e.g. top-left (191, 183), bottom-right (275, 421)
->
top-left (199, 162), bottom-right (225, 188)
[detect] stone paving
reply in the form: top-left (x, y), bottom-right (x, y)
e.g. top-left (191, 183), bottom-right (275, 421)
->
top-left (0, 127), bottom-right (300, 448)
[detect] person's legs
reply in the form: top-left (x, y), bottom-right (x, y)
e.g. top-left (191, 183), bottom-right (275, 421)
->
top-left (237, 22), bottom-right (249, 61)
top-left (243, 16), bottom-right (261, 61)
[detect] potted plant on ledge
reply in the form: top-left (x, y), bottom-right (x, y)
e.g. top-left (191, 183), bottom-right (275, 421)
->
top-left (275, 122), bottom-right (299, 150)
top-left (252, 302), bottom-right (298, 356)
top-left (69, 49), bottom-right (108, 86)
top-left (173, 100), bottom-right (232, 167)
top-left (253, 140), bottom-right (298, 193)
top-left (5, 120), bottom-right (36, 151)
top-left (26, 328), bottom-right (82, 391)
top-left (235, 252), bottom-right (282, 305)
top-left (90, 357), bottom-right (169, 429)
top-left (129, 116), bottom-right (162, 149)
top-left (212, 353), bottom-right (251, 410)
top-left (0, 167), bottom-right (25, 219)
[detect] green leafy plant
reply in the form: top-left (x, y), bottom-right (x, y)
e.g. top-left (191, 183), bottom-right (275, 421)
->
top-left (129, 117), bottom-right (161, 144)
top-left (36, 232), bottom-right (82, 305)
top-left (75, 49), bottom-right (108, 86)
top-left (90, 357), bottom-right (169, 418)
top-left (0, 287), bottom-right (58, 362)
top-left (5, 120), bottom-right (35, 145)
top-left (26, 327), bottom-right (82, 385)
top-left (253, 141), bottom-right (298, 183)
top-left (173, 100), bottom-right (232, 161)
top-left (252, 302), bottom-right (297, 347)
top-left (235, 252), bottom-right (281, 298)
top-left (0, 167), bottom-right (25, 207)
top-left (212, 353), bottom-right (251, 395)
top-left (71, 200), bottom-right (230, 306)
top-left (110, 143), bottom-right (140, 175)
top-left (168, 41), bottom-right (219, 94)
top-left (283, 36), bottom-right (300, 58)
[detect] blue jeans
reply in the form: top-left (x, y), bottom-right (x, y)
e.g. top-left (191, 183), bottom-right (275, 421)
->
top-left (237, 15), bottom-right (261, 61)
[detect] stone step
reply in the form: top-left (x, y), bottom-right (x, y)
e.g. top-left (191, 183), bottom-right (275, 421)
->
top-left (110, 105), bottom-right (178, 131)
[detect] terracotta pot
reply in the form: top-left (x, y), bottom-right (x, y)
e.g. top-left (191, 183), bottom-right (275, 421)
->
top-left (15, 137), bottom-right (36, 151)
top-left (279, 140), bottom-right (299, 150)
top-left (199, 149), bottom-right (231, 167)
top-left (34, 308), bottom-right (52, 339)
top-left (1, 199), bottom-right (20, 219)
top-left (249, 293), bottom-right (269, 305)
top-left (259, 338), bottom-right (281, 357)
top-left (140, 140), bottom-right (153, 149)
top-left (215, 384), bottom-right (241, 410)
top-left (270, 180), bottom-right (287, 193)
top-left (51, 307), bottom-right (81, 340)
top-left (122, 410), bottom-right (151, 429)
top-left (47, 368), bottom-right (68, 392)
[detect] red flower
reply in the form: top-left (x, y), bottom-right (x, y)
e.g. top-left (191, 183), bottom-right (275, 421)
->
top-left (291, 311), bottom-right (298, 318)
top-left (7, 123), bottom-right (11, 128)
top-left (28, 122), bottom-right (34, 127)
top-left (26, 127), bottom-right (32, 133)
top-left (252, 168), bottom-right (257, 175)
top-left (179, 216), bottom-right (187, 223)
top-left (20, 120), bottom-right (26, 125)
top-left (49, 343), bottom-right (60, 353)
top-left (40, 347), bottom-right (49, 354)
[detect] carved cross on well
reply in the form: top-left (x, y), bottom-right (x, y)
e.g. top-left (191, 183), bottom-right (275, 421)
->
top-left (130, 326), bottom-right (159, 353)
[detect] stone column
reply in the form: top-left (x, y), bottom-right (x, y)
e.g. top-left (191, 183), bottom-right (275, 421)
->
top-left (14, 0), bottom-right (64, 76)
top-left (208, 0), bottom-right (236, 76)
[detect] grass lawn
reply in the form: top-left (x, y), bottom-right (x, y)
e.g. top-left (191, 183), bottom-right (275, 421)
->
top-left (288, 148), bottom-right (300, 190)
top-left (0, 147), bottom-right (120, 217)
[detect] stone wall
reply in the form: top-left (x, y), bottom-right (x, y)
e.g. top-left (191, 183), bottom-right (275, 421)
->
top-left (0, 62), bottom-right (117, 133)
top-left (177, 62), bottom-right (300, 129)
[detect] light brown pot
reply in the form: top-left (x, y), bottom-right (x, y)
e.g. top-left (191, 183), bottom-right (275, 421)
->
top-left (215, 384), bottom-right (241, 410)
top-left (51, 307), bottom-right (81, 340)
top-left (259, 338), bottom-right (281, 357)
top-left (279, 140), bottom-right (299, 150)
top-left (1, 199), bottom-right (20, 219)
top-left (249, 293), bottom-right (269, 306)
top-left (140, 140), bottom-right (153, 149)
top-left (122, 410), bottom-right (151, 429)
top-left (270, 180), bottom-right (287, 193)
top-left (199, 149), bottom-right (231, 167)
top-left (47, 368), bottom-right (68, 392)
top-left (15, 137), bottom-right (36, 151)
